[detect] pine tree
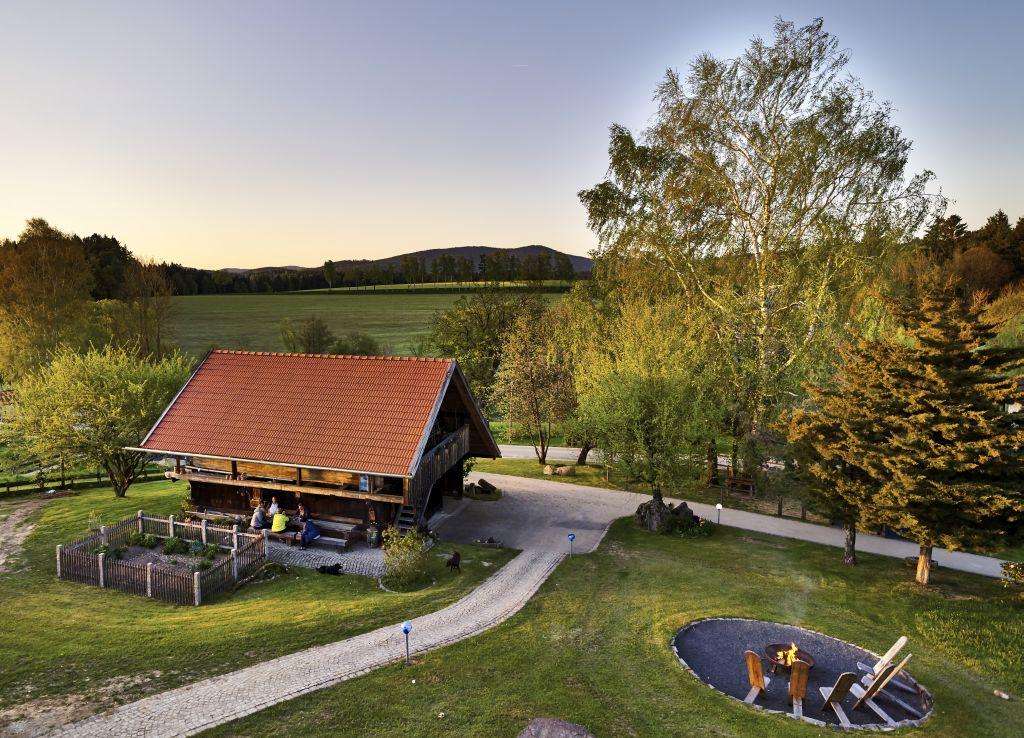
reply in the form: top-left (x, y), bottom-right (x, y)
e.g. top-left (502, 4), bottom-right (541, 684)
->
top-left (792, 273), bottom-right (1024, 584)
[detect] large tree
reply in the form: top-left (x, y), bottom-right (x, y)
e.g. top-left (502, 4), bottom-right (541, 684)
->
top-left (0, 219), bottom-right (94, 381)
top-left (579, 18), bottom-right (938, 468)
top-left (1, 345), bottom-right (193, 497)
top-left (423, 289), bottom-right (546, 412)
top-left (280, 316), bottom-right (336, 354)
top-left (494, 311), bottom-right (575, 464)
top-left (791, 274), bottom-right (1024, 583)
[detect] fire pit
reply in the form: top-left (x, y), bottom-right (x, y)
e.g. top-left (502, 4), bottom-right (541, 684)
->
top-left (672, 618), bottom-right (933, 729)
top-left (764, 642), bottom-right (816, 673)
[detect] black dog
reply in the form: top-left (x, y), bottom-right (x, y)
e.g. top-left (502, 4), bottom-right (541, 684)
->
top-left (446, 551), bottom-right (461, 573)
top-left (317, 563), bottom-right (343, 576)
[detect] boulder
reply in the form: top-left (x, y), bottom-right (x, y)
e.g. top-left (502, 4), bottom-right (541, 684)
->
top-left (554, 465), bottom-right (575, 476)
top-left (518, 718), bottom-right (594, 738)
top-left (543, 465), bottom-right (555, 475)
top-left (477, 478), bottom-right (497, 494)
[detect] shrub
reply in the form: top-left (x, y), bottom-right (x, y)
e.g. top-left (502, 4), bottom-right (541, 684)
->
top-left (162, 536), bottom-right (188, 555)
top-left (127, 531), bottom-right (160, 548)
top-left (95, 543), bottom-right (126, 560)
top-left (1002, 561), bottom-right (1024, 589)
top-left (381, 527), bottom-right (430, 590)
top-left (195, 559), bottom-right (212, 571)
top-left (663, 511), bottom-right (716, 538)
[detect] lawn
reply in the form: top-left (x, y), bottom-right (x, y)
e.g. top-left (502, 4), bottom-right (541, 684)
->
top-left (298, 280), bottom-right (572, 293)
top-left (473, 457), bottom-right (828, 522)
top-left (170, 293), bottom-right (464, 357)
top-left (0, 480), bottom-right (515, 723)
top-left (205, 521), bottom-right (1023, 738)
top-left (486, 421), bottom-right (569, 447)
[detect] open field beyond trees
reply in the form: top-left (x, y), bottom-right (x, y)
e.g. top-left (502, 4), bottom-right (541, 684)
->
top-left (0, 481), bottom-right (514, 731)
top-left (204, 518), bottom-right (1024, 738)
top-left (170, 292), bottom-right (562, 358)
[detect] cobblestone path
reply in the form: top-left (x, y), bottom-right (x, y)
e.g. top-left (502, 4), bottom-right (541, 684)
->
top-left (50, 549), bottom-right (562, 737)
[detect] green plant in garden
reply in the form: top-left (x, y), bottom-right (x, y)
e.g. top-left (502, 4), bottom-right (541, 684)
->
top-left (381, 527), bottom-right (430, 590)
top-left (162, 536), bottom-right (188, 555)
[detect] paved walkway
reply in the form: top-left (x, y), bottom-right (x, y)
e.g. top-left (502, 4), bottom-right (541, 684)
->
top-left (265, 540), bottom-right (386, 577)
top-left (462, 472), bottom-right (1005, 579)
top-left (51, 548), bottom-right (563, 737)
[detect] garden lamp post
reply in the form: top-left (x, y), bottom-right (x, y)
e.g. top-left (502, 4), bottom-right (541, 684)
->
top-left (568, 532), bottom-right (575, 558)
top-left (402, 620), bottom-right (413, 665)
top-left (715, 503), bottom-right (722, 524)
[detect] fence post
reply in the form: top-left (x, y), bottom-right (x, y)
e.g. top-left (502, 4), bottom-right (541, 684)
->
top-left (232, 549), bottom-right (239, 582)
top-left (201, 519), bottom-right (208, 544)
top-left (100, 525), bottom-right (109, 546)
top-left (137, 510), bottom-right (145, 534)
top-left (98, 552), bottom-right (105, 588)
top-left (146, 562), bottom-right (153, 597)
top-left (56, 544), bottom-right (63, 578)
top-left (168, 515), bottom-right (175, 538)
top-left (232, 524), bottom-right (239, 550)
top-left (193, 571), bottom-right (202, 606)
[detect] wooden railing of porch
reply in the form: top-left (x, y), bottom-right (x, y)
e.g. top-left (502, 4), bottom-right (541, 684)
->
top-left (407, 424), bottom-right (469, 510)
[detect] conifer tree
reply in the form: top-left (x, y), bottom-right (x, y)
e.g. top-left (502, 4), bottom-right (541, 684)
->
top-left (791, 273), bottom-right (1024, 584)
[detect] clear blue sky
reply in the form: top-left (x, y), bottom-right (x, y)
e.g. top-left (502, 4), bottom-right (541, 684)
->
top-left (1, 1), bottom-right (1021, 268)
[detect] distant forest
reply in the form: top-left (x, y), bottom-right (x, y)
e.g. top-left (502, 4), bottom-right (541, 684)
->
top-left (164, 246), bottom-right (580, 295)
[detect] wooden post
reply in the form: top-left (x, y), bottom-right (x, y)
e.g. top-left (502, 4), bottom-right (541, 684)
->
top-left (296, 467), bottom-right (302, 486)
top-left (201, 519), bottom-right (208, 544)
top-left (231, 460), bottom-right (238, 480)
top-left (56, 544), bottom-right (63, 578)
top-left (60, 454), bottom-right (66, 490)
top-left (168, 515), bottom-right (175, 538)
top-left (232, 524), bottom-right (239, 550)
top-left (100, 525), bottom-right (109, 546)
top-left (777, 496), bottom-right (784, 516)
top-left (97, 552), bottom-right (105, 588)
top-left (193, 571), bottom-right (202, 606)
top-left (137, 510), bottom-right (145, 534)
top-left (232, 549), bottom-right (239, 581)
top-left (146, 562), bottom-right (153, 597)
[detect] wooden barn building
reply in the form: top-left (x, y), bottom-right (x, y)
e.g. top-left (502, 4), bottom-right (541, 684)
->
top-left (130, 350), bottom-right (499, 531)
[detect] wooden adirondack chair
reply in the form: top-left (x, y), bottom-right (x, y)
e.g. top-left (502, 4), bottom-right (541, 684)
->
top-left (850, 662), bottom-right (898, 726)
top-left (856, 636), bottom-right (915, 694)
top-left (859, 653), bottom-right (924, 718)
top-left (788, 659), bottom-right (811, 718)
top-left (819, 672), bottom-right (858, 727)
top-left (743, 650), bottom-right (771, 704)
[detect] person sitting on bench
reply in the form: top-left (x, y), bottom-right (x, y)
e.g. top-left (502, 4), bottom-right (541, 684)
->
top-left (271, 511), bottom-right (289, 535)
top-left (249, 503), bottom-right (269, 532)
top-left (267, 496), bottom-right (280, 517)
top-left (298, 518), bottom-right (321, 549)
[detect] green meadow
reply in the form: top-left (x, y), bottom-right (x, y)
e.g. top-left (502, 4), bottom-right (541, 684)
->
top-left (169, 293), bottom-right (464, 357)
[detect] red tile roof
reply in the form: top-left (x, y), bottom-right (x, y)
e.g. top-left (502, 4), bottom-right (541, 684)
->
top-left (140, 351), bottom-right (463, 477)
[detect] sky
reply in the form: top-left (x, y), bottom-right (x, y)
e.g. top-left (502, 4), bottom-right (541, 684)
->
top-left (1, 1), bottom-right (1022, 269)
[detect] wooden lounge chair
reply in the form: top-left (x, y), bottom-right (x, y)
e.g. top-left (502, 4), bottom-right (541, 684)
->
top-left (856, 636), bottom-right (915, 694)
top-left (849, 663), bottom-right (898, 726)
top-left (743, 650), bottom-right (771, 704)
top-left (859, 654), bottom-right (924, 718)
top-left (789, 659), bottom-right (810, 718)
top-left (819, 672), bottom-right (858, 727)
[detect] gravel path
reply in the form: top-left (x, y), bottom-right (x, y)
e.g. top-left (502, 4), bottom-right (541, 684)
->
top-left (464, 471), bottom-right (1006, 578)
top-left (0, 498), bottom-right (46, 573)
top-left (49, 549), bottom-right (563, 737)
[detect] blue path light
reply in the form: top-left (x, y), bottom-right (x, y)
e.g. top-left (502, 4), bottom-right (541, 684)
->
top-left (402, 620), bottom-right (413, 664)
top-left (568, 532), bottom-right (575, 558)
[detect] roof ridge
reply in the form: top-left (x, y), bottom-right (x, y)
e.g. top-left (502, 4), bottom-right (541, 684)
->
top-left (209, 350), bottom-right (452, 363)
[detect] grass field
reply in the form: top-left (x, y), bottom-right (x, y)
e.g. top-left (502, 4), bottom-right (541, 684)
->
top-left (170, 293), bottom-right (464, 357)
top-left (206, 519), bottom-right (1024, 738)
top-left (299, 280), bottom-right (572, 294)
top-left (0, 481), bottom-right (514, 728)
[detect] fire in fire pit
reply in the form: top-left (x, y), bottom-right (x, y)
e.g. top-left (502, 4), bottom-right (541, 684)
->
top-left (764, 642), bottom-right (816, 673)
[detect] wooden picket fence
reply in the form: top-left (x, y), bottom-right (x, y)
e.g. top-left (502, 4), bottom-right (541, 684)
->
top-left (56, 511), bottom-right (265, 606)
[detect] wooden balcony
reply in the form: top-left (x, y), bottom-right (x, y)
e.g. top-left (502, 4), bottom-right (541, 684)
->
top-left (164, 469), bottom-right (404, 505)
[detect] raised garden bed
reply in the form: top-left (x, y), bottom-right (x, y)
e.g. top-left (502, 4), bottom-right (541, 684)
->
top-left (56, 511), bottom-right (265, 605)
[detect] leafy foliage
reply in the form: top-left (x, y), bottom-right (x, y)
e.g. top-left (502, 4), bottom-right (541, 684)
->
top-left (381, 526), bottom-right (430, 590)
top-left (1, 345), bottom-right (193, 497)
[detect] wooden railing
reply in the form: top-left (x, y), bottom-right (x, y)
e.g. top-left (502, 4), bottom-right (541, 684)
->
top-left (407, 425), bottom-right (469, 512)
top-left (56, 511), bottom-right (265, 606)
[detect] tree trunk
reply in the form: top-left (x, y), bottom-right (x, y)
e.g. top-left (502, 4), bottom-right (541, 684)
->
top-left (843, 522), bottom-right (857, 565)
top-left (576, 442), bottom-right (592, 466)
top-left (776, 496), bottom-right (783, 516)
top-left (706, 441), bottom-right (719, 486)
top-left (915, 545), bottom-right (933, 585)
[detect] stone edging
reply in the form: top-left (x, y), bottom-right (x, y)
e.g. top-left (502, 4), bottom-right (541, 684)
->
top-left (670, 617), bottom-right (933, 732)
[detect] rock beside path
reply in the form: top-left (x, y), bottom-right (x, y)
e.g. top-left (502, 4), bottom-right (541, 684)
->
top-left (518, 718), bottom-right (595, 738)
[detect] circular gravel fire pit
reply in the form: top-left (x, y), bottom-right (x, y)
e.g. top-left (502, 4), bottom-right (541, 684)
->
top-left (672, 618), bottom-right (932, 729)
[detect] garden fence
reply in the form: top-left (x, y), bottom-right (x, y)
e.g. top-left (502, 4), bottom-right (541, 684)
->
top-left (56, 511), bottom-right (266, 605)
